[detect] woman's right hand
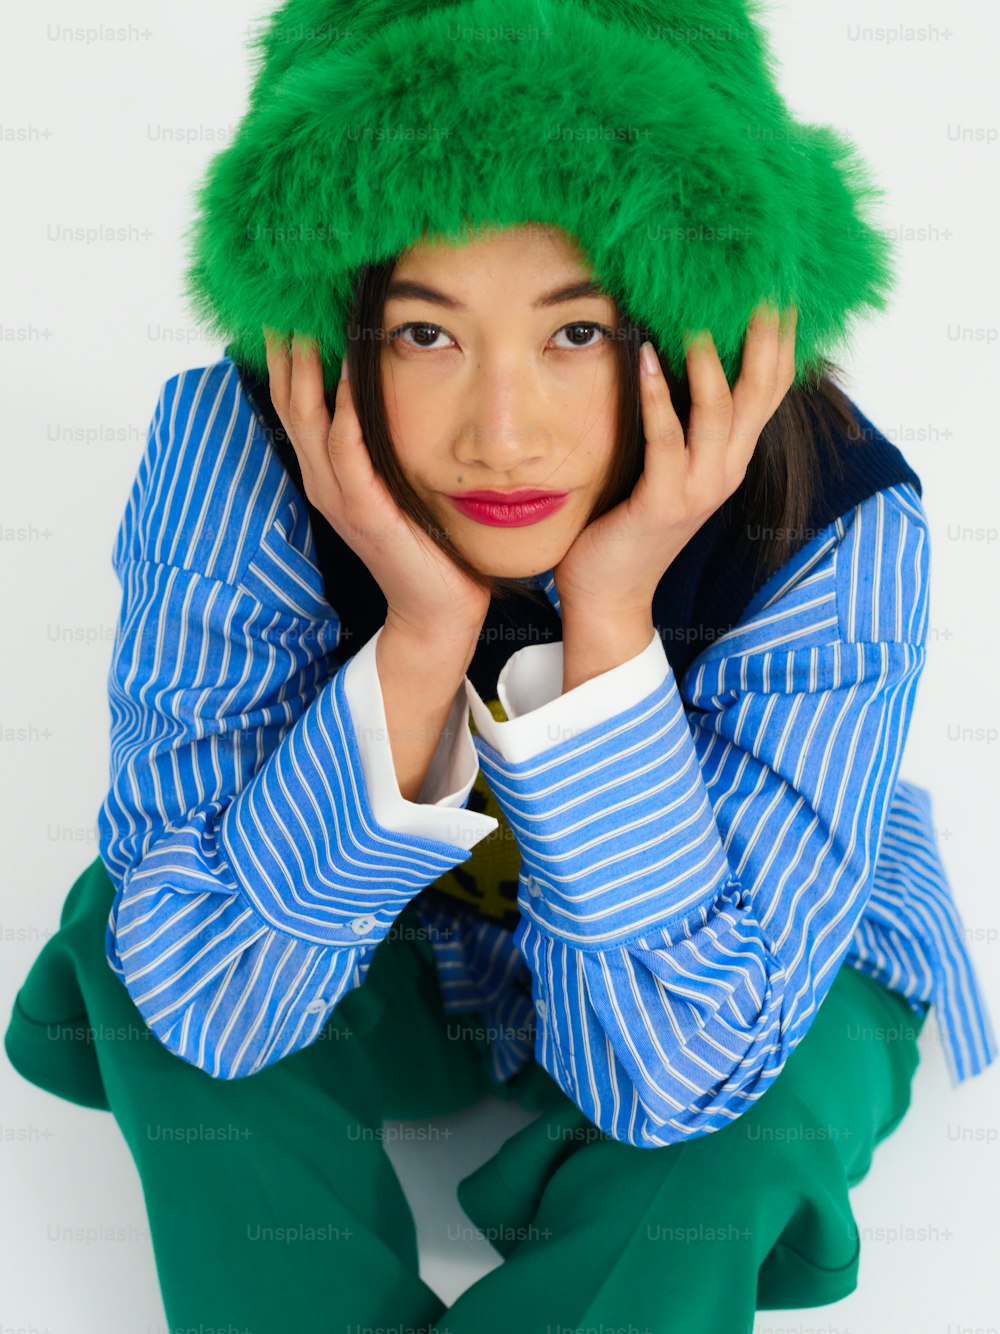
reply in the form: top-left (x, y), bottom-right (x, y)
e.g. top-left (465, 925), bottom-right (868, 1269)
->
top-left (263, 327), bottom-right (492, 658)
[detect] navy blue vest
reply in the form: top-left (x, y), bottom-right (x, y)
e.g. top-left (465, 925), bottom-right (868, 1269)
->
top-left (226, 347), bottom-right (921, 930)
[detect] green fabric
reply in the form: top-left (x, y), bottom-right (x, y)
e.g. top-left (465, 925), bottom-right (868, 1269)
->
top-left (6, 855), bottom-right (926, 1333)
top-left (182, 0), bottom-right (897, 395)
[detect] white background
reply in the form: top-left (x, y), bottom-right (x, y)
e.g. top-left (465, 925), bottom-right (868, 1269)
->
top-left (2, 0), bottom-right (998, 1330)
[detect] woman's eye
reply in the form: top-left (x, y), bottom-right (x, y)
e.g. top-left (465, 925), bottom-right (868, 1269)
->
top-left (387, 320), bottom-right (615, 352)
top-left (388, 322), bottom-right (454, 350)
top-left (551, 322), bottom-right (615, 350)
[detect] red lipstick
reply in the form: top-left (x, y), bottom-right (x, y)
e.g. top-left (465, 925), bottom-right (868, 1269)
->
top-left (447, 488), bottom-right (570, 528)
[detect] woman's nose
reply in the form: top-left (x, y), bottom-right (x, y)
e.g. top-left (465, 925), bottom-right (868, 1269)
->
top-left (454, 366), bottom-right (551, 470)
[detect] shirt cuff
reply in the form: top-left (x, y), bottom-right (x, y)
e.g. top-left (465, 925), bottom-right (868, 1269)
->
top-left (343, 625), bottom-right (498, 850)
top-left (465, 629), bottom-right (667, 763)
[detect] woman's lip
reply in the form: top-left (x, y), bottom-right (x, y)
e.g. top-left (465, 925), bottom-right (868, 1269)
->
top-left (447, 490), bottom-right (567, 503)
top-left (447, 493), bottom-right (570, 528)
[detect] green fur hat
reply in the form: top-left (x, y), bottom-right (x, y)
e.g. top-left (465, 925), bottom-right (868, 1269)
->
top-left (182, 0), bottom-right (897, 397)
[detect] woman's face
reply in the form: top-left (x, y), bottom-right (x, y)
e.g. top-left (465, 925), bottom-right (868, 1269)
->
top-left (379, 223), bottom-right (620, 580)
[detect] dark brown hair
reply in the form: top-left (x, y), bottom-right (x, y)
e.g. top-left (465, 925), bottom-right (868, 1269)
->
top-left (340, 254), bottom-right (860, 610)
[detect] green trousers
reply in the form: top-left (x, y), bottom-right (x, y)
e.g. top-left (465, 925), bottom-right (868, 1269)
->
top-left (5, 855), bottom-right (927, 1334)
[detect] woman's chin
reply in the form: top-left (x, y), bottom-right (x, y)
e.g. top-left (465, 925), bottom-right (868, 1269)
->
top-left (464, 539), bottom-right (569, 583)
top-left (473, 558), bottom-right (552, 582)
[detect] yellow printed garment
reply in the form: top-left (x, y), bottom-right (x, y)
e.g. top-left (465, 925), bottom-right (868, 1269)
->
top-left (420, 697), bottom-right (522, 931)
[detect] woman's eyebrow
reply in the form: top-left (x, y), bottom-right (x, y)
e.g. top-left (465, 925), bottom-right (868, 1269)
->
top-left (383, 277), bottom-right (608, 310)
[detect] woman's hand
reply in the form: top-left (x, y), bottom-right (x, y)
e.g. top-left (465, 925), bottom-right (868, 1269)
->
top-left (551, 300), bottom-right (798, 620)
top-left (263, 329), bottom-right (492, 651)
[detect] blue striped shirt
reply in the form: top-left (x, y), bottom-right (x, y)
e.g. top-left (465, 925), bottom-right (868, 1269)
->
top-left (98, 357), bottom-right (997, 1146)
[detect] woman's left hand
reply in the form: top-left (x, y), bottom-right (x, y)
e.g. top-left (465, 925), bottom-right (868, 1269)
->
top-left (551, 299), bottom-right (798, 620)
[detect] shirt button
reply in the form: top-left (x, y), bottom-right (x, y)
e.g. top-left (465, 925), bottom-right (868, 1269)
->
top-left (350, 916), bottom-right (376, 934)
top-left (305, 999), bottom-right (327, 1014)
top-left (526, 877), bottom-right (543, 899)
top-left (535, 998), bottom-right (547, 1020)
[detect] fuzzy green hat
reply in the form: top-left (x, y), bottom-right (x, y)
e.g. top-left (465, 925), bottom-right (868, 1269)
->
top-left (182, 0), bottom-right (897, 397)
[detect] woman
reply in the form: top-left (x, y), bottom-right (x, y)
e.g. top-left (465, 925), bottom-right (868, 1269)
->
top-left (6, 1), bottom-right (996, 1330)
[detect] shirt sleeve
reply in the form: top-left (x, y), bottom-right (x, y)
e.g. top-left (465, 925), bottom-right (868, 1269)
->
top-left (342, 622), bottom-right (498, 848)
top-left (471, 626), bottom-right (667, 754)
top-left (97, 563), bottom-right (489, 1081)
top-left (464, 483), bottom-right (932, 1147)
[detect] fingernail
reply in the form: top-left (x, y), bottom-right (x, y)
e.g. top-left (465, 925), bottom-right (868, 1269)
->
top-left (640, 341), bottom-right (659, 377)
top-left (340, 352), bottom-right (349, 381)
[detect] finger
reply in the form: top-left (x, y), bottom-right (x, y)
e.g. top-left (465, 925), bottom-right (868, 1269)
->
top-left (682, 328), bottom-right (733, 501)
top-left (286, 333), bottom-right (337, 489)
top-left (325, 350), bottom-right (376, 494)
top-left (263, 326), bottom-right (302, 469)
top-left (263, 325), bottom-right (292, 417)
top-left (774, 304), bottom-right (798, 406)
top-left (637, 340), bottom-right (686, 481)
top-left (729, 300), bottom-right (782, 472)
top-left (288, 333), bottom-right (332, 438)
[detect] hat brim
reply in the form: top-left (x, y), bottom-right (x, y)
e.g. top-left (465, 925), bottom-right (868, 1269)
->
top-left (183, 0), bottom-right (896, 395)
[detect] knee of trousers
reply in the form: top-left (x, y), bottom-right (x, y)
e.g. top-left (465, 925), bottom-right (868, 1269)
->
top-left (647, 1082), bottom-right (862, 1272)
